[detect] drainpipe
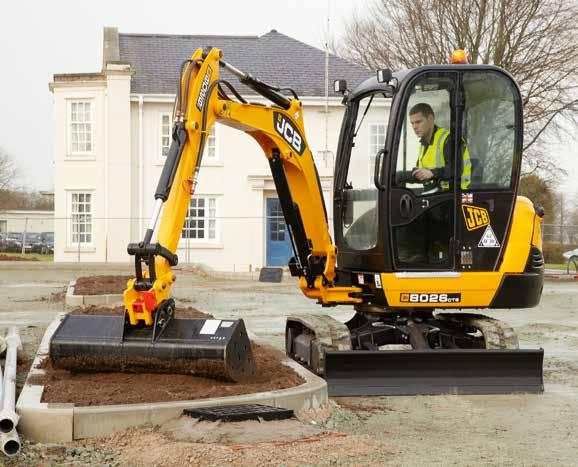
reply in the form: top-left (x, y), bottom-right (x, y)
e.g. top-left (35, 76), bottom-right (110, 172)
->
top-left (104, 88), bottom-right (109, 262)
top-left (0, 328), bottom-right (21, 456)
top-left (138, 94), bottom-right (144, 238)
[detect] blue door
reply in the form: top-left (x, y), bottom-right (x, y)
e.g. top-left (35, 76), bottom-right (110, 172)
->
top-left (266, 198), bottom-right (293, 266)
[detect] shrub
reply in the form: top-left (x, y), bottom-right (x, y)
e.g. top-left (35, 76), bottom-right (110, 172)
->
top-left (542, 242), bottom-right (565, 264)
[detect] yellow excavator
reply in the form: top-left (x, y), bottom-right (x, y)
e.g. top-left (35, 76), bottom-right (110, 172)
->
top-left (50, 47), bottom-right (544, 395)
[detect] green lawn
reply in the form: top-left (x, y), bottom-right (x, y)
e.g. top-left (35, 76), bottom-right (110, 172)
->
top-left (546, 262), bottom-right (577, 271)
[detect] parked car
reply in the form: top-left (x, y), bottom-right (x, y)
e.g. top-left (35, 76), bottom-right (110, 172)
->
top-left (5, 232), bottom-right (33, 253)
top-left (0, 232), bottom-right (10, 252)
top-left (26, 233), bottom-right (45, 254)
top-left (0, 233), bottom-right (20, 253)
top-left (563, 248), bottom-right (578, 263)
top-left (39, 232), bottom-right (54, 254)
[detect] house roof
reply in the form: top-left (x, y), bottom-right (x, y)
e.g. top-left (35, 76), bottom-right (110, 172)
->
top-left (116, 29), bottom-right (372, 97)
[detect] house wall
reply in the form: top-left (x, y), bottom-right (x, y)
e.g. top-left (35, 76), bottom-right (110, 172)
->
top-left (52, 80), bottom-right (106, 262)
top-left (51, 66), bottom-right (132, 262)
top-left (0, 211), bottom-right (54, 234)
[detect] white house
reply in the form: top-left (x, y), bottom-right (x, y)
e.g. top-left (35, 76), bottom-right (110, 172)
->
top-left (50, 27), bottom-right (371, 270)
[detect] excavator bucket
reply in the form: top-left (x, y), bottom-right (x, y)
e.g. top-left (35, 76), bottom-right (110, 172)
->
top-left (49, 314), bottom-right (256, 382)
top-left (324, 349), bottom-right (544, 396)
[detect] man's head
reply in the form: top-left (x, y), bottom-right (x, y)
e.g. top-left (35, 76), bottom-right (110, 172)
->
top-left (409, 103), bottom-right (435, 141)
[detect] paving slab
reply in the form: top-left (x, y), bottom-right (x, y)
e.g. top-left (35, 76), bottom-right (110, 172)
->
top-left (17, 314), bottom-right (328, 442)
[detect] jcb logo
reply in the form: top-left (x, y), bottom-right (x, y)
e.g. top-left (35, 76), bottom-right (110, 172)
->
top-left (462, 204), bottom-right (490, 231)
top-left (274, 112), bottom-right (305, 155)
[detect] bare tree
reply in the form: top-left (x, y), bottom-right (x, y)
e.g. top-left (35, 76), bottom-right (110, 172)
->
top-left (0, 147), bottom-right (17, 190)
top-left (339, 0), bottom-right (578, 175)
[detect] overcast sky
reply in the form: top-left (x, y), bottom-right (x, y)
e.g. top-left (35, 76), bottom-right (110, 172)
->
top-left (1, 0), bottom-right (576, 197)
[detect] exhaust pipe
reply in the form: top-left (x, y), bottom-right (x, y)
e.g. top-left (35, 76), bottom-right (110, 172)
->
top-left (0, 328), bottom-right (21, 456)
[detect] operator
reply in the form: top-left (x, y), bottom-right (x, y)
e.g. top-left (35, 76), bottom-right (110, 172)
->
top-left (409, 103), bottom-right (471, 191)
top-left (394, 102), bottom-right (472, 266)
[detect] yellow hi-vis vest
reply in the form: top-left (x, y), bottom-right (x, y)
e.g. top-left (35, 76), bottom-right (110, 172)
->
top-left (417, 127), bottom-right (471, 190)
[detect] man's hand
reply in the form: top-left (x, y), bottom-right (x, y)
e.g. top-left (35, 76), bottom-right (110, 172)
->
top-left (412, 168), bottom-right (434, 181)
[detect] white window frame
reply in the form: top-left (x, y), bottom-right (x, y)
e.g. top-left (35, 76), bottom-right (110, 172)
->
top-left (67, 100), bottom-right (94, 156)
top-left (203, 125), bottom-right (219, 162)
top-left (158, 117), bottom-right (219, 163)
top-left (181, 196), bottom-right (220, 242)
top-left (369, 123), bottom-right (386, 182)
top-left (66, 191), bottom-right (94, 247)
top-left (159, 112), bottom-right (172, 159)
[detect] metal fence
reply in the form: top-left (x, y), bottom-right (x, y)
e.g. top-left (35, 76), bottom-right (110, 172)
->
top-left (2, 217), bottom-right (577, 268)
top-left (0, 215), bottom-right (333, 271)
top-left (542, 223), bottom-right (578, 246)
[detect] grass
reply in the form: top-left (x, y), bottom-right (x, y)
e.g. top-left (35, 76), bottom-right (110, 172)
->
top-left (0, 253), bottom-right (53, 261)
top-left (545, 262), bottom-right (577, 271)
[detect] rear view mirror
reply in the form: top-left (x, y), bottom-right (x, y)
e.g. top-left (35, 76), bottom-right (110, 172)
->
top-left (334, 79), bottom-right (347, 94)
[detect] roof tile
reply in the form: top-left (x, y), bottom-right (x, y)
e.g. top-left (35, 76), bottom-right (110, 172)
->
top-left (118, 30), bottom-right (371, 97)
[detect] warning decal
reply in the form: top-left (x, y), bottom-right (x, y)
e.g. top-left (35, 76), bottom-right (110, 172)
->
top-left (478, 225), bottom-right (500, 248)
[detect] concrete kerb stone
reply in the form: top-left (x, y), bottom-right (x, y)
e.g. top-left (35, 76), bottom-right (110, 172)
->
top-left (17, 313), bottom-right (74, 443)
top-left (64, 280), bottom-right (123, 307)
top-left (17, 315), bottom-right (329, 442)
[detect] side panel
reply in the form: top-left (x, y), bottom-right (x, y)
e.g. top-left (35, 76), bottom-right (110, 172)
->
top-left (379, 271), bottom-right (502, 308)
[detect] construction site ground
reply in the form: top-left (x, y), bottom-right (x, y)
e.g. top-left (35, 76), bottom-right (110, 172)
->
top-left (1, 261), bottom-right (577, 466)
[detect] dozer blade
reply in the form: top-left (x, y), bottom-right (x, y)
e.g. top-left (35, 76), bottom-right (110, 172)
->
top-left (324, 349), bottom-right (544, 396)
top-left (49, 314), bottom-right (256, 382)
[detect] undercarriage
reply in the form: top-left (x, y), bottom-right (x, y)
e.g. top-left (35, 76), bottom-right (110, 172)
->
top-left (286, 307), bottom-right (543, 396)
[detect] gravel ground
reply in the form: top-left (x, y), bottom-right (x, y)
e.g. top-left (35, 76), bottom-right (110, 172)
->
top-left (1, 261), bottom-right (577, 466)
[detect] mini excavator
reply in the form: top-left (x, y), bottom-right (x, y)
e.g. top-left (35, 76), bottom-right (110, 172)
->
top-left (50, 48), bottom-right (544, 395)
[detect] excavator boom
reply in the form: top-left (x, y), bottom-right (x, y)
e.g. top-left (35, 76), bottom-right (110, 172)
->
top-left (50, 47), bottom-right (361, 381)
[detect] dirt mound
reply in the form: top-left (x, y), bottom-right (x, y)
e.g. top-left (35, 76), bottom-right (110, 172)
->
top-left (74, 275), bottom-right (133, 295)
top-left (33, 343), bottom-right (303, 406)
top-left (69, 305), bottom-right (212, 319)
top-left (32, 305), bottom-right (304, 405)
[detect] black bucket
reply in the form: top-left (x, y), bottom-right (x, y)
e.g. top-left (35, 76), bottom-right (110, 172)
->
top-left (49, 314), bottom-right (256, 382)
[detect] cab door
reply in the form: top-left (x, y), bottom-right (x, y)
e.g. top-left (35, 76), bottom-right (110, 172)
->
top-left (458, 70), bottom-right (523, 271)
top-left (334, 90), bottom-right (391, 272)
top-left (389, 72), bottom-right (458, 271)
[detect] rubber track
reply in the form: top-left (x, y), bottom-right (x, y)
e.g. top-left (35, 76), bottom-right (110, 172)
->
top-left (436, 313), bottom-right (519, 349)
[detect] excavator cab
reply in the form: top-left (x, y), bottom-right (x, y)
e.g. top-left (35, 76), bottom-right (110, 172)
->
top-left (335, 66), bottom-right (527, 275)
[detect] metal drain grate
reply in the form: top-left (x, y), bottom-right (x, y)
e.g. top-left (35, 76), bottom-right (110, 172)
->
top-left (183, 404), bottom-right (294, 422)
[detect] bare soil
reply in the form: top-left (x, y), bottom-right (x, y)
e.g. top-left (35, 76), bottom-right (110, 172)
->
top-left (0, 254), bottom-right (37, 261)
top-left (68, 304), bottom-right (211, 318)
top-left (73, 275), bottom-right (132, 295)
top-left (33, 305), bottom-right (304, 406)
